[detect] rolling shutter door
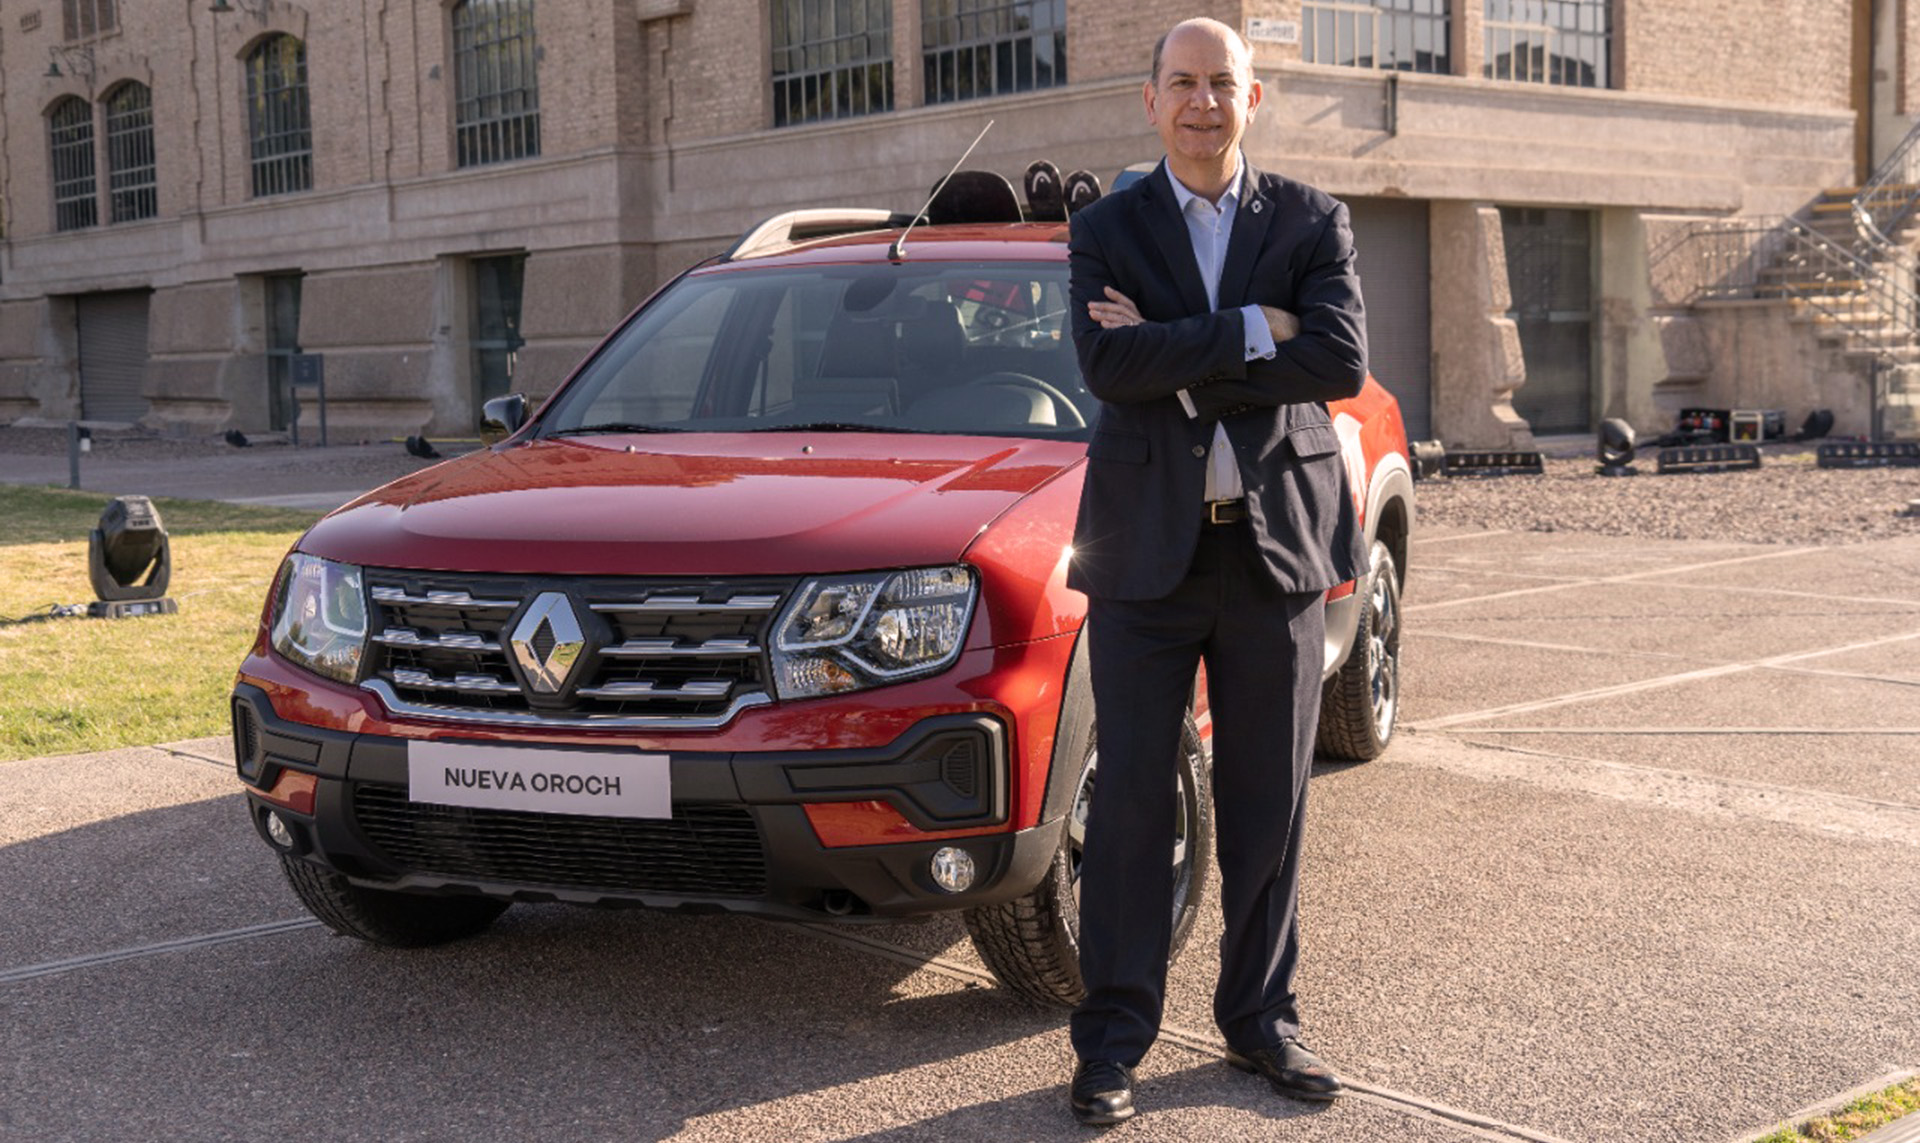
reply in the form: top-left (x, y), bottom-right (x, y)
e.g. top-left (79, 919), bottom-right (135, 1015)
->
top-left (77, 291), bottom-right (152, 423)
top-left (1343, 197), bottom-right (1432, 441)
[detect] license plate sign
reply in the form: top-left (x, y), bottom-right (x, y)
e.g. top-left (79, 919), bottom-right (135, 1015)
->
top-left (407, 741), bottom-right (670, 819)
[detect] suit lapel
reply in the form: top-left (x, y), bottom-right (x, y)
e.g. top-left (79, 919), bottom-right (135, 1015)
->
top-left (1137, 164), bottom-right (1213, 319)
top-left (1218, 163), bottom-right (1272, 310)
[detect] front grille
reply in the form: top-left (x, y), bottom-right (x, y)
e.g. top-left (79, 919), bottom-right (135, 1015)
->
top-left (362, 570), bottom-right (793, 726)
top-left (352, 786), bottom-right (767, 897)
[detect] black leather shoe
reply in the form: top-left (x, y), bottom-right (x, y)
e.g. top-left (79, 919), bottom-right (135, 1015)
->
top-left (1224, 1038), bottom-right (1343, 1101)
top-left (1070, 1059), bottom-right (1137, 1126)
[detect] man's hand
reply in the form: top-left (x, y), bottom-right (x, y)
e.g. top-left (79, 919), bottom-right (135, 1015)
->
top-left (1089, 287), bottom-right (1144, 330)
top-left (1260, 305), bottom-right (1300, 343)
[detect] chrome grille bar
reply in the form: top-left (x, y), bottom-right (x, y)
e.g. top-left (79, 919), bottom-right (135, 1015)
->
top-left (590, 594), bottom-right (782, 614)
top-left (600, 636), bottom-right (761, 658)
top-left (390, 667), bottom-right (519, 694)
top-left (575, 679), bottom-right (735, 701)
top-left (375, 627), bottom-right (503, 652)
top-left (371, 586), bottom-right (519, 610)
top-left (362, 680), bottom-right (773, 730)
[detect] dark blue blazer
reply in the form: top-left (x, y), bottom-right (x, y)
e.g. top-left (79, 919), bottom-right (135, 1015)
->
top-left (1066, 160), bottom-right (1371, 601)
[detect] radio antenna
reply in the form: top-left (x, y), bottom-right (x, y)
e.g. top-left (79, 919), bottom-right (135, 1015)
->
top-left (890, 119), bottom-right (994, 263)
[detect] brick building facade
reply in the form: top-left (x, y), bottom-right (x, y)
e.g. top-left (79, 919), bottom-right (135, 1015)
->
top-left (0, 0), bottom-right (1911, 443)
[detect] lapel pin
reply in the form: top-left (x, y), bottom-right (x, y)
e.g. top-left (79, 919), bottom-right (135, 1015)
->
top-left (1251, 200), bottom-right (1263, 214)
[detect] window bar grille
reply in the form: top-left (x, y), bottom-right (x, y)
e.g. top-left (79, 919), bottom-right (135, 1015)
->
top-left (921, 0), bottom-right (1067, 106)
top-left (50, 99), bottom-right (97, 232)
top-left (62, 0), bottom-right (117, 41)
top-left (1483, 0), bottom-right (1607, 87)
top-left (771, 0), bottom-right (894, 127)
top-left (247, 37), bottom-right (313, 197)
top-left (1303, 0), bottom-right (1450, 73)
top-left (454, 0), bottom-right (542, 167)
top-left (106, 84), bottom-right (157, 223)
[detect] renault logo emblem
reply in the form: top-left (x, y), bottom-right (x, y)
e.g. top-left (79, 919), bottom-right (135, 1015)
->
top-left (510, 592), bottom-right (586, 694)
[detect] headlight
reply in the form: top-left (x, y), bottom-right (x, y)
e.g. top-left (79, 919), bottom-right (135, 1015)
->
top-left (772, 566), bottom-right (977, 699)
top-left (269, 553), bottom-right (369, 685)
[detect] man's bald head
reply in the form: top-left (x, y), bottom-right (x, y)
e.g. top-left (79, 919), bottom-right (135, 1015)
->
top-left (1150, 18), bottom-right (1253, 86)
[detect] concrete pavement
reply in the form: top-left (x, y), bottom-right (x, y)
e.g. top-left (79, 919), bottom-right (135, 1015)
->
top-left (3, 453), bottom-right (1918, 1139)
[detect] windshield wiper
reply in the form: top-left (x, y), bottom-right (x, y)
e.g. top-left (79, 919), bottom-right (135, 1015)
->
top-left (546, 422), bottom-right (686, 437)
top-left (749, 421), bottom-right (924, 433)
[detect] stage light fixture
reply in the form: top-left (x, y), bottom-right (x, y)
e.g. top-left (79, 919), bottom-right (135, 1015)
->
top-left (1409, 439), bottom-right (1447, 480)
top-left (1596, 417), bottom-right (1637, 476)
top-left (87, 496), bottom-right (179, 619)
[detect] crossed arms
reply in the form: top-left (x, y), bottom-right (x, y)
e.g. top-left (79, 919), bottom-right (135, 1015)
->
top-left (1067, 199), bottom-right (1369, 419)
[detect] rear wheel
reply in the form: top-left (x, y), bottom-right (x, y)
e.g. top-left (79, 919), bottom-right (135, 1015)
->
top-left (280, 855), bottom-right (508, 947)
top-left (1317, 538), bottom-right (1402, 761)
top-left (963, 717), bottom-right (1212, 1007)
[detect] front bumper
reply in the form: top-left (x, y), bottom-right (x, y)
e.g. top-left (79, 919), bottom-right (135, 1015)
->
top-left (233, 684), bottom-right (1062, 921)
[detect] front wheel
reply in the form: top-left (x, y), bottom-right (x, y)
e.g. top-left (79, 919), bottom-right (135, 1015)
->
top-left (963, 717), bottom-right (1212, 1007)
top-left (1317, 538), bottom-right (1403, 761)
top-left (280, 855), bottom-right (508, 948)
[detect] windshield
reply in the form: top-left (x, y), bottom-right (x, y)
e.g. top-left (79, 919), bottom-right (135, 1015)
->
top-left (539, 260), bottom-right (1094, 440)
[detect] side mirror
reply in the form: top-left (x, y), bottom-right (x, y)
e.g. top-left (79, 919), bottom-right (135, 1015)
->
top-left (479, 393), bottom-right (527, 445)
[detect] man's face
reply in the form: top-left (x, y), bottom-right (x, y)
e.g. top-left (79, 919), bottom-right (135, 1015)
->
top-left (1145, 25), bottom-right (1261, 174)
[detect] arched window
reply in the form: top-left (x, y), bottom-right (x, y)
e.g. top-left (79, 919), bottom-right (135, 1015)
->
top-left (105, 82), bottom-right (157, 223)
top-left (452, 0), bottom-right (541, 167)
top-left (245, 35), bottom-right (313, 197)
top-left (49, 96), bottom-right (97, 231)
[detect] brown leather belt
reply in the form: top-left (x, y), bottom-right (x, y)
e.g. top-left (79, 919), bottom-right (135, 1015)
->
top-left (1205, 498), bottom-right (1248, 525)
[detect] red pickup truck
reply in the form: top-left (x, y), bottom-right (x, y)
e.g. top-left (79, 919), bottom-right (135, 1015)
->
top-left (232, 192), bottom-right (1413, 1006)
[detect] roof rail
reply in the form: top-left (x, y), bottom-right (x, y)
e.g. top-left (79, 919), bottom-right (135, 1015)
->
top-left (724, 209), bottom-right (915, 261)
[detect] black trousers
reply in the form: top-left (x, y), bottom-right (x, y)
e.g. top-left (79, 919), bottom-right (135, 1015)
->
top-left (1069, 522), bottom-right (1326, 1066)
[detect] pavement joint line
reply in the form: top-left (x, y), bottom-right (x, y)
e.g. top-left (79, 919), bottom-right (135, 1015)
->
top-left (1415, 566), bottom-right (1920, 614)
top-left (795, 924), bottom-right (1572, 1143)
top-left (0, 918), bottom-right (323, 985)
top-left (1411, 738), bottom-right (1920, 845)
top-left (1445, 737), bottom-right (1920, 816)
top-left (1413, 630), bottom-right (1920, 690)
top-left (1413, 567), bottom-right (1920, 612)
top-left (1409, 627), bottom-right (1920, 731)
top-left (1437, 726), bottom-right (1920, 736)
top-left (1409, 529), bottom-right (1515, 546)
top-left (1406, 545), bottom-right (1818, 615)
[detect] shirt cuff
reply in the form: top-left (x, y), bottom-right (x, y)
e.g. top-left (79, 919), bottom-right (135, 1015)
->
top-left (1241, 305), bottom-right (1277, 361)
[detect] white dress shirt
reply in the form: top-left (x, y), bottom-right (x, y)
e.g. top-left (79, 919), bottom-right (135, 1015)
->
top-left (1164, 156), bottom-right (1278, 502)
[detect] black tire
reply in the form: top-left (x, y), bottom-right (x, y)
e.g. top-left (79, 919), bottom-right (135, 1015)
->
top-left (1317, 538), bottom-right (1403, 761)
top-left (280, 855), bottom-right (508, 948)
top-left (963, 717), bottom-right (1212, 1007)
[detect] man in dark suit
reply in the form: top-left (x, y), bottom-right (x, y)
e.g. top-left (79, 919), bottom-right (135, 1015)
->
top-left (1064, 17), bottom-right (1369, 1127)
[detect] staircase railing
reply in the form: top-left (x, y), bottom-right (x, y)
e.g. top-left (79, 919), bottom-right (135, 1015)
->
top-left (1853, 119), bottom-right (1920, 258)
top-left (1654, 214), bottom-right (1919, 439)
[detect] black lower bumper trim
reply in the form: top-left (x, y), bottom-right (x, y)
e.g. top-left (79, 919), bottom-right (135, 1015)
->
top-left (235, 686), bottom-right (1059, 920)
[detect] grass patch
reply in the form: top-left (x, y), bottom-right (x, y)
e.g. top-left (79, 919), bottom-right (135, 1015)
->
top-left (1753, 1077), bottom-right (1920, 1143)
top-left (0, 486), bottom-right (318, 760)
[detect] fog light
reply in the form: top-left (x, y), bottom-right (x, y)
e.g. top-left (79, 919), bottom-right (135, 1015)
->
top-left (265, 811), bottom-right (295, 850)
top-left (930, 847), bottom-right (976, 894)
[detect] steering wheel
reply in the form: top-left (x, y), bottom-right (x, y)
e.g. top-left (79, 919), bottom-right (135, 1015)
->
top-left (963, 372), bottom-right (1088, 429)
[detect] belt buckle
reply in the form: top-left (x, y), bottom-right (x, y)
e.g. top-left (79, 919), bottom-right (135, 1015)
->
top-left (1208, 499), bottom-right (1236, 525)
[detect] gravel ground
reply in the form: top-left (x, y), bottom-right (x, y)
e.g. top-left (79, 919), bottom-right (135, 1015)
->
top-left (1414, 443), bottom-right (1920, 546)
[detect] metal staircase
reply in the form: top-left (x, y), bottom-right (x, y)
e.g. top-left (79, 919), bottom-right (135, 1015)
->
top-left (1852, 124), bottom-right (1920, 259)
top-left (1654, 125), bottom-right (1920, 440)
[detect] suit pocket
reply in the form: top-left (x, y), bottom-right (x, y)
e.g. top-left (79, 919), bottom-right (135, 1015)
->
top-left (1087, 429), bottom-right (1150, 464)
top-left (1284, 423), bottom-right (1340, 459)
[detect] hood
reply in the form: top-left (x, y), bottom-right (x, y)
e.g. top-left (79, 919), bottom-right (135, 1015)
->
top-left (298, 433), bottom-right (1087, 576)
